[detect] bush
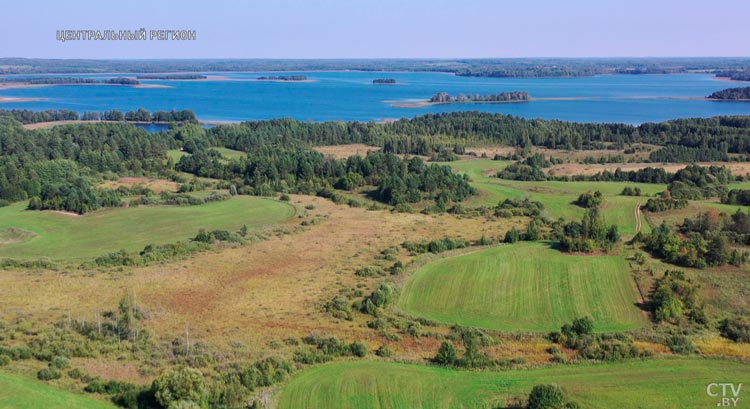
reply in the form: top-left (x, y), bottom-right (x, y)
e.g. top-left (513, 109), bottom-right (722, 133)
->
top-left (152, 366), bottom-right (208, 409)
top-left (0, 355), bottom-right (11, 366)
top-left (666, 334), bottom-right (695, 355)
top-left (350, 342), bottom-right (367, 357)
top-left (434, 341), bottom-right (457, 365)
top-left (37, 367), bottom-right (62, 381)
top-left (279, 194), bottom-right (291, 201)
top-left (528, 384), bottom-right (568, 409)
top-left (720, 316), bottom-right (750, 342)
top-left (375, 344), bottom-right (393, 358)
top-left (50, 355), bottom-right (71, 369)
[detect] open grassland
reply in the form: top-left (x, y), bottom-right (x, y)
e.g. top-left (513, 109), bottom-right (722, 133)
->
top-left (398, 242), bottom-right (647, 332)
top-left (167, 147), bottom-right (246, 163)
top-left (0, 371), bottom-right (115, 409)
top-left (277, 358), bottom-right (750, 409)
top-left (444, 159), bottom-right (663, 235)
top-left (0, 196), bottom-right (526, 360)
top-left (0, 196), bottom-right (294, 260)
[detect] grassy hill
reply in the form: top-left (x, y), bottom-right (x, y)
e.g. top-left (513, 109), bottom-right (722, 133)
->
top-left (398, 242), bottom-right (647, 332)
top-left (0, 196), bottom-right (294, 260)
top-left (278, 358), bottom-right (750, 409)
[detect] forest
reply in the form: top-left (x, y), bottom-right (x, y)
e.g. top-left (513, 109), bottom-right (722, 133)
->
top-left (256, 75), bottom-right (308, 81)
top-left (708, 87), bottom-right (750, 100)
top-left (372, 78), bottom-right (397, 84)
top-left (428, 91), bottom-right (530, 103)
top-left (135, 74), bottom-right (207, 80)
top-left (0, 77), bottom-right (140, 85)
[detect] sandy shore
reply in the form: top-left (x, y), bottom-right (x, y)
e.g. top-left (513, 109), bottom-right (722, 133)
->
top-left (0, 97), bottom-right (46, 103)
top-left (0, 82), bottom-right (171, 90)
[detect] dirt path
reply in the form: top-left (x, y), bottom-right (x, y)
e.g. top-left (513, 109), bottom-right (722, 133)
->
top-left (635, 201), bottom-right (642, 233)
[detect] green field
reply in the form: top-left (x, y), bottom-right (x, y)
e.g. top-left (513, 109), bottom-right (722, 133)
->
top-left (444, 159), bottom-right (663, 235)
top-left (278, 358), bottom-right (750, 409)
top-left (398, 242), bottom-right (646, 332)
top-left (0, 196), bottom-right (294, 260)
top-left (0, 371), bottom-right (115, 409)
top-left (167, 147), bottom-right (246, 163)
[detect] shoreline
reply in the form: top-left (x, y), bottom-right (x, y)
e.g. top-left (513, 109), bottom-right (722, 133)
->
top-left (0, 82), bottom-right (172, 90)
top-left (0, 96), bottom-right (46, 103)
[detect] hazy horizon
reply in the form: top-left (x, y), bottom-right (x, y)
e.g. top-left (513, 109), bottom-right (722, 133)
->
top-left (2, 0), bottom-right (749, 59)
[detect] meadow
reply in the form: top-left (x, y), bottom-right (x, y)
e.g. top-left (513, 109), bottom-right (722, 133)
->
top-left (398, 242), bottom-right (647, 332)
top-left (0, 371), bottom-right (115, 409)
top-left (277, 358), bottom-right (750, 409)
top-left (0, 196), bottom-right (294, 260)
top-left (443, 159), bottom-right (664, 235)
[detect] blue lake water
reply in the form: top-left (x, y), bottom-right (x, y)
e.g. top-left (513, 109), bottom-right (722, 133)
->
top-left (1, 72), bottom-right (749, 124)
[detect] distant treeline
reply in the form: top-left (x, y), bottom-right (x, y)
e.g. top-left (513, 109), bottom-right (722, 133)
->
top-left (199, 113), bottom-right (750, 162)
top-left (5, 110), bottom-right (750, 162)
top-left (372, 78), bottom-right (397, 84)
top-left (429, 91), bottom-right (530, 103)
top-left (0, 77), bottom-right (139, 85)
top-left (135, 74), bottom-right (207, 80)
top-left (716, 70), bottom-right (750, 82)
top-left (0, 109), bottom-right (196, 124)
top-left (709, 87), bottom-right (750, 100)
top-left (256, 75), bottom-right (307, 81)
top-left (2, 57), bottom-right (750, 78)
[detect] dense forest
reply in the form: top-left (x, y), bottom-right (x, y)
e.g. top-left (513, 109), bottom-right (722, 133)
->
top-left (715, 70), bottom-right (750, 81)
top-left (0, 109), bottom-right (196, 124)
top-left (428, 92), bottom-right (530, 103)
top-left (190, 113), bottom-right (750, 161)
top-left (0, 77), bottom-right (140, 85)
top-left (708, 87), bottom-right (750, 100)
top-left (256, 75), bottom-right (308, 81)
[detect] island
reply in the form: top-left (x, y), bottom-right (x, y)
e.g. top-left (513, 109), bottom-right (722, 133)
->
top-left (136, 74), bottom-right (208, 80)
top-left (429, 91), bottom-right (530, 104)
top-left (256, 75), bottom-right (308, 82)
top-left (0, 76), bottom-right (141, 86)
top-left (373, 78), bottom-right (397, 84)
top-left (708, 87), bottom-right (750, 100)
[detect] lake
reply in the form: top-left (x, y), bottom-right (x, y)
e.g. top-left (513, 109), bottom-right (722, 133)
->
top-left (1, 72), bottom-right (749, 124)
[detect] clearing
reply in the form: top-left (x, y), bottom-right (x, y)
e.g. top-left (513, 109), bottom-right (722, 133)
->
top-left (277, 358), bottom-right (750, 409)
top-left (0, 196), bottom-right (294, 260)
top-left (398, 242), bottom-right (647, 332)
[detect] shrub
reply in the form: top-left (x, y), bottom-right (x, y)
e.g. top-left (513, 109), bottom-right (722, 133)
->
top-left (666, 334), bottom-right (695, 355)
top-left (375, 344), bottom-right (393, 358)
top-left (37, 367), bottom-right (62, 381)
top-left (152, 366), bottom-right (208, 409)
top-left (527, 384), bottom-right (567, 409)
top-left (50, 355), bottom-right (71, 369)
top-left (350, 342), bottom-right (367, 357)
top-left (720, 316), bottom-right (750, 342)
top-left (0, 355), bottom-right (10, 366)
top-left (434, 341), bottom-right (457, 365)
top-left (279, 194), bottom-right (291, 201)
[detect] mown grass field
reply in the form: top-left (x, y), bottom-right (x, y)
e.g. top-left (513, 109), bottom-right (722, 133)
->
top-left (277, 358), bottom-right (750, 409)
top-left (443, 159), bottom-right (664, 236)
top-left (0, 196), bottom-right (294, 260)
top-left (0, 371), bottom-right (115, 409)
top-left (398, 242), bottom-right (646, 332)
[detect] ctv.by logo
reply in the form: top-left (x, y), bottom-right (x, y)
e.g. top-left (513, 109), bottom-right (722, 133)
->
top-left (707, 383), bottom-right (742, 407)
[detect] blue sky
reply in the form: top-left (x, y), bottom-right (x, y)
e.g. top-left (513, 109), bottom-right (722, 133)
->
top-left (2, 0), bottom-right (749, 58)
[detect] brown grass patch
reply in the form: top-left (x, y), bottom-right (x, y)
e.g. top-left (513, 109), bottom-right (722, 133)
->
top-left (99, 177), bottom-right (179, 193)
top-left (548, 161), bottom-right (750, 177)
top-left (0, 195), bottom-right (522, 361)
top-left (313, 144), bottom-right (380, 159)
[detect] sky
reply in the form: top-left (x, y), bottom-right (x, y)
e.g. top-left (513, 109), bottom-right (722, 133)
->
top-left (1, 0), bottom-right (749, 59)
